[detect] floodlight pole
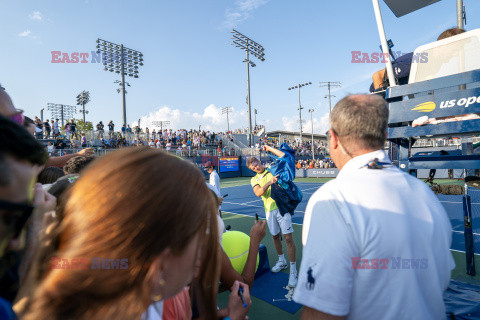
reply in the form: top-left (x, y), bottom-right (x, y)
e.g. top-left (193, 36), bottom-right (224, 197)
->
top-left (245, 50), bottom-right (252, 145)
top-left (222, 107), bottom-right (232, 132)
top-left (308, 109), bottom-right (314, 160)
top-left (61, 105), bottom-right (64, 127)
top-left (40, 108), bottom-right (44, 122)
top-left (288, 82), bottom-right (311, 142)
top-left (121, 44), bottom-right (127, 129)
top-left (254, 108), bottom-right (257, 127)
top-left (320, 81), bottom-right (341, 114)
top-left (231, 29), bottom-right (265, 147)
top-left (298, 87), bottom-right (303, 141)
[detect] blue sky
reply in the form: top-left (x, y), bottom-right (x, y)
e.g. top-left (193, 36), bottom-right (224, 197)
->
top-left (2, 0), bottom-right (480, 133)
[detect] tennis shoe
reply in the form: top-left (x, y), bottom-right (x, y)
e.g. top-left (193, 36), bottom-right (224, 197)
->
top-left (288, 272), bottom-right (298, 288)
top-left (271, 260), bottom-right (287, 273)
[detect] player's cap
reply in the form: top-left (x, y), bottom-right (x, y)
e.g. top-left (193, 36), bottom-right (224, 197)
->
top-left (204, 161), bottom-right (214, 168)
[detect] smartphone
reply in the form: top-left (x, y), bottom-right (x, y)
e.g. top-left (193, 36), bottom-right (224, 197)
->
top-left (255, 213), bottom-right (259, 221)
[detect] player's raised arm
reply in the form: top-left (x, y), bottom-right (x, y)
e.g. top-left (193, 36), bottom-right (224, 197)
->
top-left (263, 145), bottom-right (285, 158)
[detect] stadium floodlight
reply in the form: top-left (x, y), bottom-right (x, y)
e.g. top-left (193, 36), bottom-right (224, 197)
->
top-left (222, 106), bottom-right (233, 132)
top-left (288, 82), bottom-right (312, 141)
top-left (76, 90), bottom-right (90, 123)
top-left (308, 109), bottom-right (315, 160)
top-left (47, 103), bottom-right (76, 127)
top-left (231, 29), bottom-right (265, 146)
top-left (319, 81), bottom-right (341, 114)
top-left (151, 120), bottom-right (170, 132)
top-left (96, 38), bottom-right (144, 129)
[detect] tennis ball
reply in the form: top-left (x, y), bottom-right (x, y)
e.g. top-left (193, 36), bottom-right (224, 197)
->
top-left (222, 231), bottom-right (259, 274)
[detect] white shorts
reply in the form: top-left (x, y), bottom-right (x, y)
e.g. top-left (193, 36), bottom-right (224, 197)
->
top-left (265, 209), bottom-right (293, 236)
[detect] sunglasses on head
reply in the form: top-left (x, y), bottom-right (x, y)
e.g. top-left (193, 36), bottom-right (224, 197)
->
top-left (0, 199), bottom-right (34, 238)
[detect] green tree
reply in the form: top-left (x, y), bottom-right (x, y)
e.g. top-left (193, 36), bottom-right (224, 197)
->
top-left (72, 118), bottom-right (93, 133)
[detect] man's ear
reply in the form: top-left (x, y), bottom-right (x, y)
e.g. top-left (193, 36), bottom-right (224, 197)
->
top-left (329, 129), bottom-right (339, 151)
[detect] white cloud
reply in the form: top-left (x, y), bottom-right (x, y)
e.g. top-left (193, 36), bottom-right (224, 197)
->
top-left (133, 104), bottom-right (249, 132)
top-left (282, 112), bottom-right (329, 135)
top-left (28, 11), bottom-right (43, 21)
top-left (18, 30), bottom-right (32, 37)
top-left (222, 0), bottom-right (268, 29)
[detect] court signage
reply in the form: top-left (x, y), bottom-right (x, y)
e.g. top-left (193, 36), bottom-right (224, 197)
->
top-left (219, 156), bottom-right (240, 172)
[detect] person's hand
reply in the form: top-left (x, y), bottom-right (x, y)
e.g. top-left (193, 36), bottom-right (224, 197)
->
top-left (250, 220), bottom-right (266, 245)
top-left (262, 145), bottom-right (268, 151)
top-left (269, 175), bottom-right (279, 185)
top-left (78, 148), bottom-right (94, 156)
top-left (218, 196), bottom-right (224, 206)
top-left (33, 183), bottom-right (57, 214)
top-left (227, 281), bottom-right (251, 320)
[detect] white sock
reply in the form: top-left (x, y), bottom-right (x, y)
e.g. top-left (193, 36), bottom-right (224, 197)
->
top-left (290, 262), bottom-right (297, 273)
top-left (278, 254), bottom-right (285, 262)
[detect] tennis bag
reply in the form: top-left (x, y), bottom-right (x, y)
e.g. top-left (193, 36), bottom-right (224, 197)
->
top-left (268, 143), bottom-right (303, 216)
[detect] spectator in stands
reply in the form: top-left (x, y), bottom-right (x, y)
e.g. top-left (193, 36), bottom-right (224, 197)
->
top-left (69, 120), bottom-right (78, 140)
top-left (81, 133), bottom-right (87, 148)
top-left (64, 121), bottom-right (71, 140)
top-left (108, 121), bottom-right (114, 137)
top-left (43, 120), bottom-right (51, 138)
top-left (96, 121), bottom-right (104, 139)
top-left (293, 94), bottom-right (453, 319)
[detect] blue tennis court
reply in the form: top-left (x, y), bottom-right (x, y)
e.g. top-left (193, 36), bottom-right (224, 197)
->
top-left (222, 182), bottom-right (480, 255)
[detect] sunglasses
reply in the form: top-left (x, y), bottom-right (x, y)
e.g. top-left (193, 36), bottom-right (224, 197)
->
top-left (0, 199), bottom-right (34, 238)
top-left (10, 110), bottom-right (24, 126)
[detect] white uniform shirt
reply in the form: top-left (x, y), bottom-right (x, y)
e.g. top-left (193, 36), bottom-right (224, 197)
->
top-left (293, 150), bottom-right (454, 320)
top-left (209, 170), bottom-right (221, 196)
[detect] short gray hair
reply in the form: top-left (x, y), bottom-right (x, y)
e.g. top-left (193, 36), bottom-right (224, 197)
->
top-left (330, 94), bottom-right (388, 151)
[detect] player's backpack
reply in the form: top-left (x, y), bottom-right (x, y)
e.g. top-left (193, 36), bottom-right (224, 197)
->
top-left (267, 143), bottom-right (303, 216)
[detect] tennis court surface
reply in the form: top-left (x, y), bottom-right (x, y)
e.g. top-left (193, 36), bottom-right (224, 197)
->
top-left (216, 177), bottom-right (480, 320)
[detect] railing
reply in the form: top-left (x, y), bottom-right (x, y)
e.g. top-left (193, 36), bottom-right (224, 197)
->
top-left (47, 146), bottom-right (238, 158)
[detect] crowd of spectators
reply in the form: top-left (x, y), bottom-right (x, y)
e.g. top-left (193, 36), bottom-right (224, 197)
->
top-left (295, 158), bottom-right (336, 169)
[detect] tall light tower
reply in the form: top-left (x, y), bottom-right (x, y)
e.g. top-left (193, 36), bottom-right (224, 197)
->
top-left (254, 108), bottom-right (257, 127)
top-left (288, 82), bottom-right (312, 141)
top-left (151, 120), bottom-right (170, 133)
top-left (319, 81), bottom-right (341, 114)
top-left (76, 90), bottom-right (90, 123)
top-left (47, 103), bottom-right (76, 127)
top-left (308, 108), bottom-right (315, 160)
top-left (96, 38), bottom-right (144, 129)
top-left (222, 106), bottom-right (233, 132)
top-left (40, 108), bottom-right (44, 122)
top-left (231, 29), bottom-right (265, 147)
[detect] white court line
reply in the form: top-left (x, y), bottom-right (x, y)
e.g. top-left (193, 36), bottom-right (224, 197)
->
top-left (450, 249), bottom-right (480, 256)
top-left (222, 210), bottom-right (304, 226)
top-left (452, 230), bottom-right (480, 236)
top-left (224, 201), bottom-right (306, 214)
top-left (223, 201), bottom-right (264, 209)
top-left (440, 201), bottom-right (480, 205)
top-left (243, 199), bottom-right (262, 204)
top-left (222, 212), bottom-right (479, 254)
